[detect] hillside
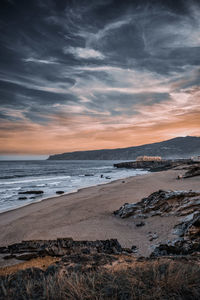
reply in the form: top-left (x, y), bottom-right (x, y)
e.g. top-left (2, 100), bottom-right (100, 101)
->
top-left (48, 136), bottom-right (200, 160)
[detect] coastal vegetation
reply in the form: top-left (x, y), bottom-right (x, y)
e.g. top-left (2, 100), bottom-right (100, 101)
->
top-left (1, 256), bottom-right (200, 300)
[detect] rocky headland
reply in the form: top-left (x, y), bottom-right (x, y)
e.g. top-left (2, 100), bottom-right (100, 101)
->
top-left (114, 158), bottom-right (199, 172)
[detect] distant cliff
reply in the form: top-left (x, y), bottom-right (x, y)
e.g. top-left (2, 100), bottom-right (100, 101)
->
top-left (48, 136), bottom-right (200, 160)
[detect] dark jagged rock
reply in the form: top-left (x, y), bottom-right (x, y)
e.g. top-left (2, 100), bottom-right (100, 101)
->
top-left (183, 165), bottom-right (200, 178)
top-left (114, 189), bottom-right (200, 256)
top-left (0, 247), bottom-right (8, 254)
top-left (114, 190), bottom-right (200, 219)
top-left (0, 238), bottom-right (123, 261)
top-left (18, 190), bottom-right (44, 195)
top-left (152, 213), bottom-right (200, 256)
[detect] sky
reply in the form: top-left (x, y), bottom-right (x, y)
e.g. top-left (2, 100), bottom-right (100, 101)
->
top-left (0, 0), bottom-right (200, 157)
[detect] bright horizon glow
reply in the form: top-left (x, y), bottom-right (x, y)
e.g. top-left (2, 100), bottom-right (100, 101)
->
top-left (0, 155), bottom-right (48, 161)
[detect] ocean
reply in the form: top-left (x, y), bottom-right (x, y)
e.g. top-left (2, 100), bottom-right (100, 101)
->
top-left (0, 160), bottom-right (148, 213)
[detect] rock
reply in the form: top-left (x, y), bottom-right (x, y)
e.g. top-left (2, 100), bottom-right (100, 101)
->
top-left (56, 191), bottom-right (64, 195)
top-left (183, 165), bottom-right (200, 178)
top-left (131, 245), bottom-right (138, 253)
top-left (114, 190), bottom-right (200, 219)
top-left (18, 197), bottom-right (27, 200)
top-left (15, 252), bottom-right (39, 260)
top-left (3, 254), bottom-right (16, 259)
top-left (18, 191), bottom-right (44, 195)
top-left (114, 189), bottom-right (200, 257)
top-left (152, 213), bottom-right (200, 256)
top-left (135, 221), bottom-right (145, 227)
top-left (149, 233), bottom-right (158, 241)
top-left (114, 159), bottom-right (192, 172)
top-left (0, 247), bottom-right (9, 254)
top-left (0, 238), bottom-right (123, 261)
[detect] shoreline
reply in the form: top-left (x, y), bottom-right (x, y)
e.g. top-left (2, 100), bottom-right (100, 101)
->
top-left (0, 169), bottom-right (200, 256)
top-left (0, 171), bottom-right (147, 215)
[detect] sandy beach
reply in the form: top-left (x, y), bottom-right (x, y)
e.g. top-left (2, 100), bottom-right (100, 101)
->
top-left (0, 169), bottom-right (199, 256)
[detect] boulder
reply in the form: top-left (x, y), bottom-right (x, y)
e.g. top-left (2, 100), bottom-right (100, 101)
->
top-left (56, 191), bottom-right (64, 195)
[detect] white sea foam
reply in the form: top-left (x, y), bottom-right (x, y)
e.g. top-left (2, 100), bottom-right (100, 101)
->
top-left (0, 176), bottom-right (71, 185)
top-left (0, 160), bottom-right (148, 213)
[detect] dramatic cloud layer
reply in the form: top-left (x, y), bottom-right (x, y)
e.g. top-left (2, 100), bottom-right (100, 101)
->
top-left (0, 0), bottom-right (200, 154)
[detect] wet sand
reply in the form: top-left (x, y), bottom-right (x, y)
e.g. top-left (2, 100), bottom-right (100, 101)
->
top-left (0, 169), bottom-right (199, 256)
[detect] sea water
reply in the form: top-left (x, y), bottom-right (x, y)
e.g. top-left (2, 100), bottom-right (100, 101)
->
top-left (0, 160), bottom-right (148, 213)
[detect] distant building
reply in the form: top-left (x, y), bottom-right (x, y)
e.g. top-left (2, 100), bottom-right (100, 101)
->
top-left (136, 156), bottom-right (162, 161)
top-left (191, 156), bottom-right (200, 162)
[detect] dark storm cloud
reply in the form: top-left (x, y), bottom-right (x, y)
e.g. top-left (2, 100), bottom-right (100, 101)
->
top-left (0, 79), bottom-right (80, 122)
top-left (0, 0), bottom-right (200, 123)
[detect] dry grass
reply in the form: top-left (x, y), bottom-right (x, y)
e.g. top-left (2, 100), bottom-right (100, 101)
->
top-left (1, 257), bottom-right (200, 300)
top-left (0, 256), bottom-right (60, 276)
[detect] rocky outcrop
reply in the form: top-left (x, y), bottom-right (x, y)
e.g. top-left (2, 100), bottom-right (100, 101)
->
top-left (0, 238), bottom-right (124, 261)
top-left (114, 190), bottom-right (200, 218)
top-left (152, 213), bottom-right (200, 256)
top-left (114, 190), bottom-right (200, 256)
top-left (114, 159), bottom-right (192, 171)
top-left (183, 165), bottom-right (200, 178)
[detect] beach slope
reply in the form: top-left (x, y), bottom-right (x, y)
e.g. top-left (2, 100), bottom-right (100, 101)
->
top-left (0, 169), bottom-right (199, 256)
